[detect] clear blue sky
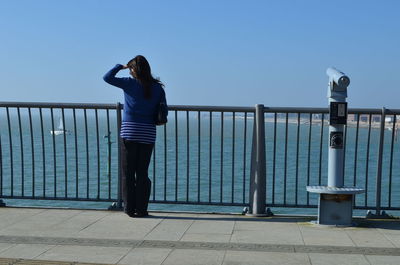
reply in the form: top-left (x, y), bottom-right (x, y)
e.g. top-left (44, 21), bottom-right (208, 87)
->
top-left (1, 0), bottom-right (399, 108)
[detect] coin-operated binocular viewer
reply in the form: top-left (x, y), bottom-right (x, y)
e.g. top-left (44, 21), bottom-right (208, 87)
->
top-left (307, 67), bottom-right (364, 226)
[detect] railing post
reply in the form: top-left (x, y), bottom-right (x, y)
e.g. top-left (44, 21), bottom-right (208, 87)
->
top-left (247, 104), bottom-right (268, 216)
top-left (375, 107), bottom-right (386, 216)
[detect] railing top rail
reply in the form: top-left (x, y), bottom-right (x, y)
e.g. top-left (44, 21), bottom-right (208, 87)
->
top-left (264, 107), bottom-right (328, 113)
top-left (170, 105), bottom-right (255, 112)
top-left (0, 101), bottom-right (118, 109)
top-left (264, 107), bottom-right (400, 115)
top-left (0, 101), bottom-right (398, 115)
top-left (0, 102), bottom-right (255, 112)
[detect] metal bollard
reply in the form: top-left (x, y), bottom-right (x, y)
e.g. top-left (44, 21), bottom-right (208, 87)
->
top-left (247, 104), bottom-right (268, 216)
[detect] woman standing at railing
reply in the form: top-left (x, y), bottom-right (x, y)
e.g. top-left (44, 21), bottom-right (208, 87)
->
top-left (103, 55), bottom-right (167, 217)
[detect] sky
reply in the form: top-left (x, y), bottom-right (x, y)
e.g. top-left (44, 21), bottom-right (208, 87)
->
top-left (0, 0), bottom-right (399, 108)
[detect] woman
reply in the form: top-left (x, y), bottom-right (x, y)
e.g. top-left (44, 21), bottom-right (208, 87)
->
top-left (103, 55), bottom-right (167, 217)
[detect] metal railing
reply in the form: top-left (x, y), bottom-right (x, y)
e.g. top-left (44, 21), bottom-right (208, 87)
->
top-left (0, 102), bottom-right (399, 214)
top-left (0, 102), bottom-right (120, 203)
top-left (263, 107), bottom-right (400, 213)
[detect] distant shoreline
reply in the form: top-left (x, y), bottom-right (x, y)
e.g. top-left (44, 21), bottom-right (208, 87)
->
top-left (264, 118), bottom-right (396, 130)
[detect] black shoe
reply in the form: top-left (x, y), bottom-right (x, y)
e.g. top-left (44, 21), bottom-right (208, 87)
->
top-left (125, 211), bottom-right (135, 218)
top-left (135, 211), bottom-right (149, 217)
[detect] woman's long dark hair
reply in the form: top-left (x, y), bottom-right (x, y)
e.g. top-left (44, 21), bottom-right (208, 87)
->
top-left (127, 55), bottom-right (163, 99)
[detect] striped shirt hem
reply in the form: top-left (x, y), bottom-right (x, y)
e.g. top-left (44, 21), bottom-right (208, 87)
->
top-left (121, 121), bottom-right (156, 144)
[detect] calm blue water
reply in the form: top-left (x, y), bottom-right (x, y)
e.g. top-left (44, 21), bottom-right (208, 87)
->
top-left (1, 109), bottom-right (399, 215)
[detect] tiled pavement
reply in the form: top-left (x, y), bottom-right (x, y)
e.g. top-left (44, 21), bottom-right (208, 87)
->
top-left (0, 207), bottom-right (399, 265)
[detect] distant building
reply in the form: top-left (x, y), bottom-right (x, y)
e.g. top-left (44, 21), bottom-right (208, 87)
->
top-left (347, 114), bottom-right (357, 122)
top-left (358, 114), bottom-right (381, 123)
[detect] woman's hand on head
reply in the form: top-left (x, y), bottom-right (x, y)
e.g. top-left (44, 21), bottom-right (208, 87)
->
top-left (121, 64), bottom-right (129, 69)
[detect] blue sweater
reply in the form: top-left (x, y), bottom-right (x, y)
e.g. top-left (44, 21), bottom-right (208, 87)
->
top-left (103, 64), bottom-right (167, 124)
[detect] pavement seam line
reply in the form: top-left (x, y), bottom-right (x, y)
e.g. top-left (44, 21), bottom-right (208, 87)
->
top-left (343, 227), bottom-right (358, 248)
top-left (77, 211), bottom-right (113, 232)
top-left (306, 253), bottom-right (313, 265)
top-left (0, 257), bottom-right (115, 265)
top-left (363, 254), bottom-right (374, 265)
top-left (178, 218), bottom-right (195, 241)
top-left (229, 220), bottom-right (236, 243)
top-left (31, 243), bottom-right (58, 260)
top-left (113, 245), bottom-right (135, 265)
top-left (48, 210), bottom-right (85, 229)
top-left (297, 221), bottom-right (307, 246)
top-left (141, 215), bottom-right (165, 238)
top-left (374, 226), bottom-right (398, 248)
top-left (1, 235), bottom-right (400, 256)
top-left (159, 248), bottom-right (174, 265)
top-left (0, 243), bottom-right (16, 255)
top-left (364, 254), bottom-right (376, 265)
top-left (220, 249), bottom-right (228, 265)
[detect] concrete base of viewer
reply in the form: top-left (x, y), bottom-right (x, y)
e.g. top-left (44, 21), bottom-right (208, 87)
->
top-left (307, 186), bottom-right (365, 226)
top-left (0, 207), bottom-right (399, 265)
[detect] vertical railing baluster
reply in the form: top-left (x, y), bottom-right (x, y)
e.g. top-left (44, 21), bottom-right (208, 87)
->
top-left (198, 111), bottom-right (201, 202)
top-left (28, 108), bottom-right (35, 197)
top-left (353, 114), bottom-right (360, 187)
top-left (17, 107), bottom-right (24, 196)
top-left (175, 110), bottom-right (178, 202)
top-left (388, 115), bottom-right (396, 208)
top-left (342, 118), bottom-right (347, 179)
top-left (73, 108), bottom-right (78, 198)
top-left (164, 123), bottom-right (167, 201)
top-left (306, 113), bottom-right (312, 205)
top-left (50, 108), bottom-right (56, 197)
top-left (284, 113), bottom-right (288, 204)
top-left (242, 112), bottom-right (247, 204)
top-left (84, 109), bottom-right (89, 199)
top-left (39, 108), bottom-right (45, 197)
top-left (6, 107), bottom-right (13, 197)
top-left (272, 113), bottom-right (277, 204)
top-left (232, 112), bottom-right (235, 203)
top-left (62, 108), bottom-right (67, 198)
top-left (175, 110), bottom-right (179, 201)
top-left (152, 142), bottom-right (156, 201)
top-left (220, 112), bottom-right (224, 203)
top-left (95, 109), bottom-right (100, 199)
top-left (295, 113), bottom-right (300, 205)
top-left (375, 108), bottom-right (386, 215)
top-left (106, 109), bottom-right (111, 200)
top-left (209, 111), bottom-right (212, 202)
top-left (318, 114), bottom-right (324, 185)
top-left (0, 141), bottom-right (2, 197)
top-left (186, 111), bottom-right (189, 202)
top-left (116, 103), bottom-right (122, 208)
top-left (0, 113), bottom-right (3, 197)
top-left (365, 114), bottom-right (372, 207)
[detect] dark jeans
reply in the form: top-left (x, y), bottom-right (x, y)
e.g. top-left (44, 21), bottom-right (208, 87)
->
top-left (121, 139), bottom-right (154, 215)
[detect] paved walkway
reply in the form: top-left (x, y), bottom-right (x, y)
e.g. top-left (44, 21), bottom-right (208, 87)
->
top-left (0, 207), bottom-right (399, 265)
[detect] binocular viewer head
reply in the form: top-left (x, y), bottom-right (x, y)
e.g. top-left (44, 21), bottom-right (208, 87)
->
top-left (326, 67), bottom-right (350, 88)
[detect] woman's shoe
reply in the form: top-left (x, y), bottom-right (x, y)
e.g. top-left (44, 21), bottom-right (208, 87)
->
top-left (125, 211), bottom-right (135, 218)
top-left (135, 211), bottom-right (149, 217)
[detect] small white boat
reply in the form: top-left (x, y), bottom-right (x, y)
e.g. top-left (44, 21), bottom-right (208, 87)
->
top-left (50, 117), bottom-right (71, 135)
